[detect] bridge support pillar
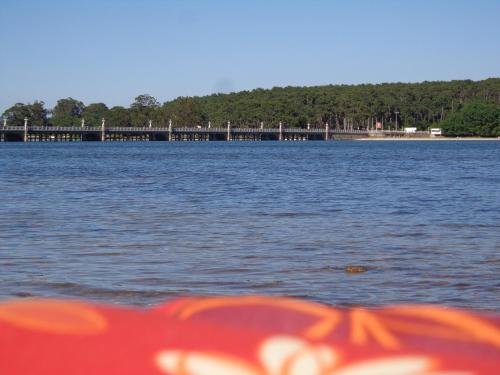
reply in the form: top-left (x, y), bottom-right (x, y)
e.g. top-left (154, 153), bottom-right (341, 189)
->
top-left (279, 121), bottom-right (283, 141)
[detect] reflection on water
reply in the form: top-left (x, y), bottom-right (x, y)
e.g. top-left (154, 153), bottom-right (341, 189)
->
top-left (0, 141), bottom-right (499, 309)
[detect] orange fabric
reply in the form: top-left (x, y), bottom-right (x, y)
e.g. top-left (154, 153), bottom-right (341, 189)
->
top-left (0, 296), bottom-right (499, 374)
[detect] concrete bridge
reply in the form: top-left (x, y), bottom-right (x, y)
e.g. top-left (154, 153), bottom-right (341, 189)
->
top-left (0, 122), bottom-right (421, 142)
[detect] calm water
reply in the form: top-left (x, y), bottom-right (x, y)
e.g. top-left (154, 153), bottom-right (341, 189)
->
top-left (0, 141), bottom-right (499, 310)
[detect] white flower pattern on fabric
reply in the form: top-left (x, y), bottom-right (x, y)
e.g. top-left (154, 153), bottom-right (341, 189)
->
top-left (156, 335), bottom-right (474, 375)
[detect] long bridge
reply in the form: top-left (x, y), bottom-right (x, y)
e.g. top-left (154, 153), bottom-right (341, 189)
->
top-left (0, 122), bottom-right (426, 142)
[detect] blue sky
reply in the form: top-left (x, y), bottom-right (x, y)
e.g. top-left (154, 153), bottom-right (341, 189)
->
top-left (1, 0), bottom-right (499, 112)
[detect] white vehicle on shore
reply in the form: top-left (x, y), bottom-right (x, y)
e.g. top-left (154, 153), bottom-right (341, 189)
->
top-left (430, 128), bottom-right (442, 136)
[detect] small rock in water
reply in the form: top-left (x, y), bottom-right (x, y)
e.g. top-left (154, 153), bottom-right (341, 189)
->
top-left (345, 265), bottom-right (368, 273)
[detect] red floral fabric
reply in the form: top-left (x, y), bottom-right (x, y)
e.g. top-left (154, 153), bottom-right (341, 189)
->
top-left (1, 296), bottom-right (499, 374)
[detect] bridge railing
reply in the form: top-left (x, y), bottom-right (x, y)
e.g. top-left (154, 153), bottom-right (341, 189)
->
top-left (233, 128), bottom-right (278, 133)
top-left (177, 127), bottom-right (226, 133)
top-left (0, 126), bottom-right (103, 131)
top-left (1, 126), bottom-right (25, 131)
top-left (1, 125), bottom-right (371, 134)
top-left (37, 126), bottom-right (102, 132)
top-left (107, 127), bottom-right (168, 132)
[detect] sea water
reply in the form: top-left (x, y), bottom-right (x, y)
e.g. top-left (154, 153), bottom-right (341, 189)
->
top-left (0, 141), bottom-right (498, 310)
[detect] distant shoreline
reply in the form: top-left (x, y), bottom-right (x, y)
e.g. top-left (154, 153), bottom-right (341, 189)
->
top-left (356, 137), bottom-right (500, 141)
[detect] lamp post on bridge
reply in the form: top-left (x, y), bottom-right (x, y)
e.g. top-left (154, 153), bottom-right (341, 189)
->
top-left (279, 121), bottom-right (283, 141)
top-left (24, 117), bottom-right (28, 142)
top-left (149, 120), bottom-right (152, 128)
top-left (3, 118), bottom-right (6, 127)
top-left (101, 118), bottom-right (106, 142)
top-left (168, 119), bottom-right (173, 141)
top-left (80, 118), bottom-right (85, 142)
top-left (227, 121), bottom-right (231, 141)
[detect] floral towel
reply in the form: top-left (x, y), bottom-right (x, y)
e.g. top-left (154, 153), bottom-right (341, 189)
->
top-left (1, 296), bottom-right (499, 374)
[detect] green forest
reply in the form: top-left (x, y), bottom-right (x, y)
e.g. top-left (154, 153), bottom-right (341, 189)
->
top-left (3, 78), bottom-right (500, 136)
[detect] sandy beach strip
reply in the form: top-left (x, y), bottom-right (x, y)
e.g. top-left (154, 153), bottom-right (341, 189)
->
top-left (355, 137), bottom-right (500, 141)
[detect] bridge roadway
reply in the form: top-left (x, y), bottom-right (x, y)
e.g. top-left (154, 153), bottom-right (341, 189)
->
top-left (0, 125), bottom-right (410, 142)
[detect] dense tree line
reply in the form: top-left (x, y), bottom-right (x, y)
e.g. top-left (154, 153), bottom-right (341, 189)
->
top-left (2, 78), bottom-right (500, 136)
top-left (440, 101), bottom-right (500, 136)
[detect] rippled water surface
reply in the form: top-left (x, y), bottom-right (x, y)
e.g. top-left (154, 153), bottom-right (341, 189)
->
top-left (0, 141), bottom-right (499, 309)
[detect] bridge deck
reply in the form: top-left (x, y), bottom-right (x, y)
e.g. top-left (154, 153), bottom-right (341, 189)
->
top-left (1, 126), bottom-right (369, 134)
top-left (1, 126), bottom-right (425, 141)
